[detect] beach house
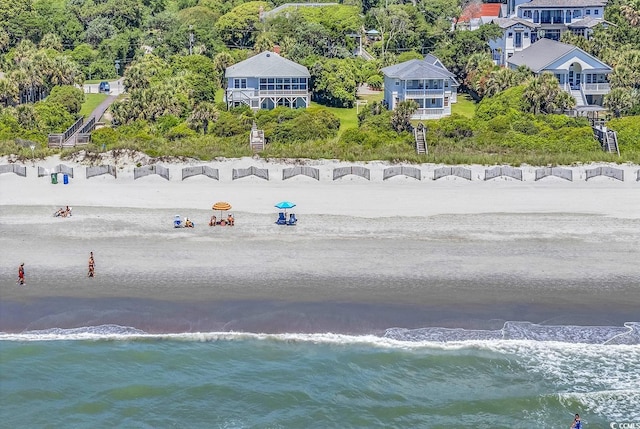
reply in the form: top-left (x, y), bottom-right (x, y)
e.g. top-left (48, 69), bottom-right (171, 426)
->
top-left (380, 55), bottom-right (459, 120)
top-left (507, 38), bottom-right (612, 108)
top-left (224, 50), bottom-right (311, 111)
top-left (456, 2), bottom-right (504, 31)
top-left (489, 17), bottom-right (540, 64)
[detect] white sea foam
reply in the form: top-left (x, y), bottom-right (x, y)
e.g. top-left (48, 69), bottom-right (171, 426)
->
top-left (2, 322), bottom-right (639, 347)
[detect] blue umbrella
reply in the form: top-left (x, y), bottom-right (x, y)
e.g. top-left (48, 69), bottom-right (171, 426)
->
top-left (275, 201), bottom-right (296, 209)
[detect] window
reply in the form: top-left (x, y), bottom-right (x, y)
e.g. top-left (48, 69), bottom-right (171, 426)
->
top-left (573, 9), bottom-right (580, 18)
top-left (586, 9), bottom-right (591, 15)
top-left (444, 80), bottom-right (449, 88)
top-left (594, 9), bottom-right (599, 15)
top-left (234, 78), bottom-right (247, 89)
top-left (508, 32), bottom-right (513, 37)
top-left (444, 97), bottom-right (449, 107)
top-left (523, 10), bottom-right (531, 18)
top-left (524, 32), bottom-right (529, 37)
top-left (395, 80), bottom-right (400, 86)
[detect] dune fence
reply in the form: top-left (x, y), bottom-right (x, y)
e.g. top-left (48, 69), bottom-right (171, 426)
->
top-left (232, 166), bottom-right (269, 181)
top-left (433, 167), bottom-right (472, 181)
top-left (484, 166), bottom-right (523, 181)
top-left (38, 164), bottom-right (74, 178)
top-left (182, 166), bottom-right (219, 181)
top-left (86, 165), bottom-right (117, 179)
top-left (333, 166), bottom-right (370, 181)
top-left (134, 164), bottom-right (169, 180)
top-left (0, 164), bottom-right (27, 177)
top-left (282, 166), bottom-right (320, 181)
top-left (535, 167), bottom-right (573, 181)
top-left (585, 167), bottom-right (624, 181)
top-left (383, 166), bottom-right (421, 181)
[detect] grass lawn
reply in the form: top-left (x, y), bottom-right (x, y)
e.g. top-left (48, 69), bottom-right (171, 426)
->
top-left (79, 93), bottom-right (108, 118)
top-left (314, 91), bottom-right (384, 134)
top-left (452, 94), bottom-right (477, 118)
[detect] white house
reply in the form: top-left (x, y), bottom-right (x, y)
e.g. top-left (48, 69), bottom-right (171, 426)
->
top-left (224, 51), bottom-right (310, 111)
top-left (515, 0), bottom-right (609, 41)
top-left (381, 54), bottom-right (459, 120)
top-left (507, 38), bottom-right (612, 108)
top-left (490, 17), bottom-right (540, 65)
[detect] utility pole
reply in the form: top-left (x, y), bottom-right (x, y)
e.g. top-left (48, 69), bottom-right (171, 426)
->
top-left (189, 25), bottom-right (194, 55)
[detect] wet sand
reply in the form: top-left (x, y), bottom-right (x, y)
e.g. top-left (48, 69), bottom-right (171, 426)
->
top-left (1, 157), bottom-right (639, 334)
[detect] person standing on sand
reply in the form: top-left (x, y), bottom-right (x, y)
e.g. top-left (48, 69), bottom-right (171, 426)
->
top-left (17, 263), bottom-right (25, 285)
top-left (88, 252), bottom-right (95, 278)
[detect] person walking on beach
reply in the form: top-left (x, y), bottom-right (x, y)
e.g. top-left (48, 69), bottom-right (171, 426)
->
top-left (570, 414), bottom-right (582, 429)
top-left (88, 252), bottom-right (95, 278)
top-left (17, 263), bottom-right (25, 285)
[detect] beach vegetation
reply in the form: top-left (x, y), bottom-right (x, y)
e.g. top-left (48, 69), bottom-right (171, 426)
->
top-left (0, 0), bottom-right (639, 165)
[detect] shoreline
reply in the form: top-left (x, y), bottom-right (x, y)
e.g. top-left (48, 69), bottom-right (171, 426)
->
top-left (1, 156), bottom-right (639, 335)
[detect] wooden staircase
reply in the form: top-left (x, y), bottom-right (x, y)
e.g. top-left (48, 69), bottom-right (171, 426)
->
top-left (414, 123), bottom-right (427, 154)
top-left (592, 121), bottom-right (620, 156)
top-left (249, 122), bottom-right (265, 152)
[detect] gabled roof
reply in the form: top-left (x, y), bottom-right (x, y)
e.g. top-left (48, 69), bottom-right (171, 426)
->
top-left (567, 16), bottom-right (614, 28)
top-left (459, 3), bottom-right (502, 21)
top-left (225, 51), bottom-right (310, 79)
top-left (519, 0), bottom-right (606, 7)
top-left (492, 17), bottom-right (540, 29)
top-left (381, 56), bottom-right (457, 83)
top-left (506, 38), bottom-right (611, 73)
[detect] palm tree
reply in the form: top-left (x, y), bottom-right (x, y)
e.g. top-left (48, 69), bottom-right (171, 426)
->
top-left (604, 88), bottom-right (633, 117)
top-left (213, 52), bottom-right (235, 88)
top-left (188, 102), bottom-right (219, 134)
top-left (484, 68), bottom-right (516, 97)
top-left (391, 100), bottom-right (418, 133)
top-left (621, 0), bottom-right (640, 26)
top-left (0, 78), bottom-right (19, 107)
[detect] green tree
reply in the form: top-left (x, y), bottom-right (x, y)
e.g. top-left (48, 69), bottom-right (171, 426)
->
top-left (604, 87), bottom-right (634, 117)
top-left (188, 102), bottom-right (219, 134)
top-left (391, 99), bottom-right (418, 133)
top-left (47, 85), bottom-right (85, 115)
top-left (215, 2), bottom-right (268, 48)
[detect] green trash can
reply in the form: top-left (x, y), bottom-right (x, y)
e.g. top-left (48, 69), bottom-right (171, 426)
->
top-left (51, 173), bottom-right (58, 184)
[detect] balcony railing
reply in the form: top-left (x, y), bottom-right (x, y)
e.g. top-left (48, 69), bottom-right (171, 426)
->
top-left (413, 108), bottom-right (446, 118)
top-left (259, 89), bottom-right (309, 96)
top-left (581, 83), bottom-right (610, 94)
top-left (405, 89), bottom-right (444, 97)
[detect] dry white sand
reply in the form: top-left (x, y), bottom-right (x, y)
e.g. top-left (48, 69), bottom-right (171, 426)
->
top-left (1, 154), bottom-right (639, 219)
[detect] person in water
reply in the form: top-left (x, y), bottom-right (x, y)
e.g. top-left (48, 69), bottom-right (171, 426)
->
top-left (88, 252), bottom-right (95, 278)
top-left (570, 414), bottom-right (582, 429)
top-left (184, 218), bottom-right (194, 228)
top-left (209, 215), bottom-right (217, 226)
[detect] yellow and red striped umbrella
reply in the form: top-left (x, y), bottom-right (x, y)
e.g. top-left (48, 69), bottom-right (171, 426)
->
top-left (212, 202), bottom-right (231, 211)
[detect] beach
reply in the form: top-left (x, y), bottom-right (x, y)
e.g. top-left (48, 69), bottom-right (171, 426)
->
top-left (1, 155), bottom-right (639, 334)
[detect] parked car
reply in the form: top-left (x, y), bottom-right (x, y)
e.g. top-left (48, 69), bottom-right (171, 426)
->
top-left (98, 81), bottom-right (110, 93)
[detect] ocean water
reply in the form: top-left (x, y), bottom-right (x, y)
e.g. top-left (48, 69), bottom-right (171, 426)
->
top-left (1, 206), bottom-right (640, 427)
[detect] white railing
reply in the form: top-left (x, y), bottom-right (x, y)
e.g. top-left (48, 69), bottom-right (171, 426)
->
top-left (413, 108), bottom-right (445, 119)
top-left (581, 83), bottom-right (610, 94)
top-left (259, 89), bottom-right (309, 96)
top-left (405, 89), bottom-right (443, 97)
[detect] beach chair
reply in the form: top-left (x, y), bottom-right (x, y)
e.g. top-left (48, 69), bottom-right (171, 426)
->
top-left (287, 213), bottom-right (297, 225)
top-left (276, 212), bottom-right (287, 225)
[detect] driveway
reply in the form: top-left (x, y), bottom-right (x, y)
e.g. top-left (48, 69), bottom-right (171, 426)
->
top-left (83, 78), bottom-right (125, 95)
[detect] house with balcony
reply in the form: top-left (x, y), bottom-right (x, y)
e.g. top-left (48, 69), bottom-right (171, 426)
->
top-left (381, 54), bottom-right (459, 120)
top-left (489, 17), bottom-right (540, 65)
top-left (507, 38), bottom-right (612, 109)
top-left (224, 50), bottom-right (310, 111)
top-left (515, 0), bottom-right (609, 41)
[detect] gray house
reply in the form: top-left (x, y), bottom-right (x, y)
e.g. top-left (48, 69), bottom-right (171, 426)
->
top-left (507, 38), bottom-right (612, 108)
top-left (381, 54), bottom-right (459, 120)
top-left (224, 51), bottom-right (311, 111)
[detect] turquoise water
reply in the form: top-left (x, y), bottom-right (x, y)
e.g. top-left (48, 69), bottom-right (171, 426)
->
top-left (2, 328), bottom-right (639, 428)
